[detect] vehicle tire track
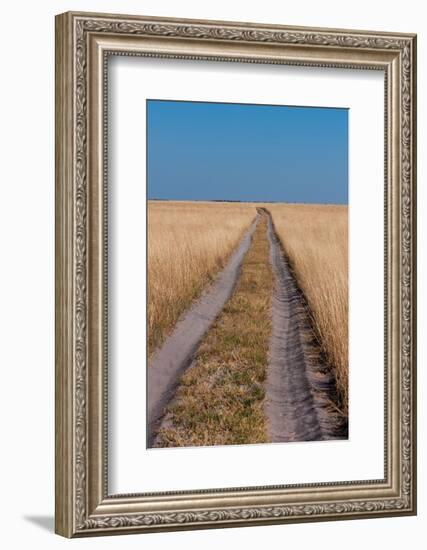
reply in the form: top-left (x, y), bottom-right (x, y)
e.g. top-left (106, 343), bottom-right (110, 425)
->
top-left (147, 215), bottom-right (260, 447)
top-left (264, 209), bottom-right (347, 442)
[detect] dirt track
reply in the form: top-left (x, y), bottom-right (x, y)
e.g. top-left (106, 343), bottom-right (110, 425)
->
top-left (148, 209), bottom-right (346, 446)
top-left (147, 216), bottom-right (259, 446)
top-left (264, 210), bottom-right (347, 442)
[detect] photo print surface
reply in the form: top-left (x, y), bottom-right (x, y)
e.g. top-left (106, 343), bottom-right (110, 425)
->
top-left (146, 99), bottom-right (349, 449)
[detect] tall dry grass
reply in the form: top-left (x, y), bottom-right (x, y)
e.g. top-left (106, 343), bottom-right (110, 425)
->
top-left (267, 204), bottom-right (348, 414)
top-left (148, 201), bottom-right (256, 354)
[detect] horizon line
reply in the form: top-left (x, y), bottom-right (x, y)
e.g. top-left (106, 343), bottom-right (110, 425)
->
top-left (147, 198), bottom-right (348, 206)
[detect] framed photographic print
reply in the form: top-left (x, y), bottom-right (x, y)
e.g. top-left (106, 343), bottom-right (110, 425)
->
top-left (55, 11), bottom-right (417, 537)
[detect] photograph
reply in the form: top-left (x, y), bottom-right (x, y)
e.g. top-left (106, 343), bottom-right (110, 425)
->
top-left (53, 9), bottom-right (416, 538)
top-left (0, 0), bottom-right (421, 542)
top-left (147, 99), bottom-right (349, 448)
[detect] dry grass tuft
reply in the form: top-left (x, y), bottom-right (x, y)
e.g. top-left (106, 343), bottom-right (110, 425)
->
top-left (155, 215), bottom-right (274, 447)
top-left (148, 201), bottom-right (255, 354)
top-left (267, 204), bottom-right (348, 414)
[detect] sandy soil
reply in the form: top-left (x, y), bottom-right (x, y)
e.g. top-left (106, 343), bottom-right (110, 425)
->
top-left (264, 210), bottom-right (347, 442)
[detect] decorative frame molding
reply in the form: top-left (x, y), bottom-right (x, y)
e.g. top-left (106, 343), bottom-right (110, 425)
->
top-left (55, 11), bottom-right (416, 537)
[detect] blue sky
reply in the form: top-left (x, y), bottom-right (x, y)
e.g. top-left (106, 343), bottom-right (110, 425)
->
top-left (147, 100), bottom-right (348, 204)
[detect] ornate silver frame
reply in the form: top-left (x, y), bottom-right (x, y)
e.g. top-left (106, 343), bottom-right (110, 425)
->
top-left (55, 11), bottom-right (417, 537)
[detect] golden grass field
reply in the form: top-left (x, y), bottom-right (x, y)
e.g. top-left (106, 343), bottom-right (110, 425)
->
top-left (148, 201), bottom-right (255, 354)
top-left (148, 200), bottom-right (348, 416)
top-left (268, 203), bottom-right (348, 414)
